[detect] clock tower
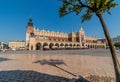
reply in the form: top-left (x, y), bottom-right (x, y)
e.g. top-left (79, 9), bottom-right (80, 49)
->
top-left (26, 18), bottom-right (34, 49)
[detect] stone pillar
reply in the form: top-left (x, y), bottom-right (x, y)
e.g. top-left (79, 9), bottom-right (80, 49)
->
top-left (29, 37), bottom-right (35, 50)
top-left (33, 45), bottom-right (36, 50)
top-left (29, 44), bottom-right (31, 50)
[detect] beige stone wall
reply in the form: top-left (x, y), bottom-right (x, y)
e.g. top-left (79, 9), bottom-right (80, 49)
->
top-left (27, 27), bottom-right (106, 50)
top-left (9, 41), bottom-right (25, 49)
top-left (25, 19), bottom-right (106, 50)
top-left (34, 28), bottom-right (68, 38)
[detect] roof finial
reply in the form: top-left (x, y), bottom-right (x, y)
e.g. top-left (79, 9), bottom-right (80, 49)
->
top-left (28, 16), bottom-right (33, 26)
top-left (80, 27), bottom-right (83, 31)
top-left (29, 16), bottom-right (32, 22)
top-left (81, 27), bottom-right (83, 30)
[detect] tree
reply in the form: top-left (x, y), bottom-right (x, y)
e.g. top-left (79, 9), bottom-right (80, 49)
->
top-left (58, 0), bottom-right (120, 81)
top-left (114, 42), bottom-right (120, 48)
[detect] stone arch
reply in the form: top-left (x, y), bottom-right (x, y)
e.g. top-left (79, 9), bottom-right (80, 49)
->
top-left (88, 45), bottom-right (90, 48)
top-left (69, 44), bottom-right (72, 47)
top-left (77, 44), bottom-right (80, 46)
top-left (65, 44), bottom-right (68, 47)
top-left (55, 43), bottom-right (59, 47)
top-left (82, 44), bottom-right (84, 46)
top-left (49, 43), bottom-right (54, 49)
top-left (36, 43), bottom-right (42, 50)
top-left (43, 43), bottom-right (48, 47)
top-left (73, 44), bottom-right (76, 46)
top-left (60, 43), bottom-right (64, 46)
top-left (31, 45), bottom-right (33, 50)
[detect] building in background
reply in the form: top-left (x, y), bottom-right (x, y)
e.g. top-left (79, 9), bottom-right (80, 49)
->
top-left (26, 18), bottom-right (106, 50)
top-left (0, 42), bottom-right (8, 50)
top-left (8, 40), bottom-right (25, 50)
top-left (113, 36), bottom-right (120, 43)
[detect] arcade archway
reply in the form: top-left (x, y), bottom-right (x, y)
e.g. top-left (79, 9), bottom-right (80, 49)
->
top-left (36, 43), bottom-right (42, 50)
top-left (49, 43), bottom-right (54, 49)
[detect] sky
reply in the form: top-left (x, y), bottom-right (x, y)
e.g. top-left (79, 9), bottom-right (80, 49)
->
top-left (0, 0), bottom-right (120, 43)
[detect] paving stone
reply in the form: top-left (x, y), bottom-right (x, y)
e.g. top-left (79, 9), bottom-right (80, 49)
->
top-left (68, 80), bottom-right (76, 82)
top-left (44, 80), bottom-right (51, 82)
top-left (10, 80), bottom-right (18, 82)
top-left (60, 80), bottom-right (66, 82)
top-left (54, 79), bottom-right (60, 82)
top-left (0, 49), bottom-right (117, 82)
top-left (25, 79), bottom-right (34, 82)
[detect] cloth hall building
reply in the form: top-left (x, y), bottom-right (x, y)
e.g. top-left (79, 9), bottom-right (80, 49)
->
top-left (26, 18), bottom-right (106, 50)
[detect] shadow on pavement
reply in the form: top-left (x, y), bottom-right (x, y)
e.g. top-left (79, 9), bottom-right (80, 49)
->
top-left (33, 59), bottom-right (115, 82)
top-left (33, 59), bottom-right (78, 77)
top-left (0, 70), bottom-right (88, 82)
top-left (33, 59), bottom-right (67, 66)
top-left (0, 57), bottom-right (11, 62)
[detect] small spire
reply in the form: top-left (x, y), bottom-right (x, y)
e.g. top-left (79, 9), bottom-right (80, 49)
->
top-left (28, 17), bottom-right (33, 26)
top-left (79, 27), bottom-right (84, 32)
top-left (80, 27), bottom-right (83, 31)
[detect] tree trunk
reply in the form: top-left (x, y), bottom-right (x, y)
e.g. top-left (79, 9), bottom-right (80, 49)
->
top-left (97, 14), bottom-right (120, 82)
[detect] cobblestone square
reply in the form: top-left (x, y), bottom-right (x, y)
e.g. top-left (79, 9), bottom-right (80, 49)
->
top-left (0, 49), bottom-right (120, 82)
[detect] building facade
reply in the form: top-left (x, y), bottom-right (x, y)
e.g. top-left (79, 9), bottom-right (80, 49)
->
top-left (26, 18), bottom-right (106, 50)
top-left (0, 42), bottom-right (8, 50)
top-left (9, 40), bottom-right (25, 50)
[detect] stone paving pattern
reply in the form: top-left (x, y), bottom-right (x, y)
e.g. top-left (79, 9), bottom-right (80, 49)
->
top-left (0, 49), bottom-right (119, 82)
top-left (0, 70), bottom-right (77, 82)
top-left (0, 70), bottom-right (115, 82)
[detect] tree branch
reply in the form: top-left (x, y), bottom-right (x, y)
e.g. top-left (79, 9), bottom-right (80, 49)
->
top-left (99, 0), bottom-right (103, 9)
top-left (60, 10), bottom-right (74, 17)
top-left (94, 0), bottom-right (97, 10)
top-left (78, 0), bottom-right (94, 11)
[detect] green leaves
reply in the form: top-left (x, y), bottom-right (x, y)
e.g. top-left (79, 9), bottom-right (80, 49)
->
top-left (81, 9), bottom-right (93, 22)
top-left (73, 5), bottom-right (83, 15)
top-left (59, 0), bottom-right (118, 22)
top-left (59, 1), bottom-right (83, 17)
top-left (70, 0), bottom-right (76, 2)
top-left (59, 3), bottom-right (69, 17)
top-left (100, 0), bottom-right (118, 14)
top-left (114, 42), bottom-right (120, 48)
top-left (81, 13), bottom-right (92, 22)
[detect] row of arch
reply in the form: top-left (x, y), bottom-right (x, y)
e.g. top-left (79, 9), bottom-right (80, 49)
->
top-left (35, 43), bottom-right (80, 50)
top-left (32, 42), bottom-right (105, 50)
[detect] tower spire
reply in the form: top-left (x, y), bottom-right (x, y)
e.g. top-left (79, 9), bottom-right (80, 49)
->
top-left (28, 17), bottom-right (33, 26)
top-left (80, 27), bottom-right (83, 31)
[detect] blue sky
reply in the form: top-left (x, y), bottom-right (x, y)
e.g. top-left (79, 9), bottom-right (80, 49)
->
top-left (0, 0), bottom-right (120, 43)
